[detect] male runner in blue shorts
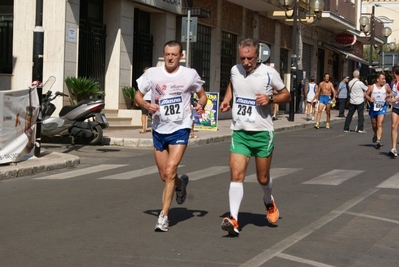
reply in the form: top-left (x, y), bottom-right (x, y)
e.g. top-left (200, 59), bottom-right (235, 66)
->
top-left (313, 73), bottom-right (336, 129)
top-left (364, 73), bottom-right (392, 149)
top-left (135, 40), bottom-right (207, 232)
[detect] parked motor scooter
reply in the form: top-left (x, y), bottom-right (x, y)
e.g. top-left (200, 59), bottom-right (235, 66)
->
top-left (40, 77), bottom-right (108, 145)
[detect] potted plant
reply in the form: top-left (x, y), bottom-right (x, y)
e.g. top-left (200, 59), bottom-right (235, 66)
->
top-left (122, 86), bottom-right (139, 109)
top-left (65, 77), bottom-right (105, 105)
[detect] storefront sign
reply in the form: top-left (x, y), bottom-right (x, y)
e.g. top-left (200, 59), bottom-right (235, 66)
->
top-left (135, 0), bottom-right (182, 14)
top-left (335, 33), bottom-right (356, 46)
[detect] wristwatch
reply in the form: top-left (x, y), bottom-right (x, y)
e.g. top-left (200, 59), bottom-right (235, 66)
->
top-left (268, 95), bottom-right (274, 104)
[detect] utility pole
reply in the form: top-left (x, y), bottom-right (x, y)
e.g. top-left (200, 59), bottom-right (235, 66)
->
top-left (368, 5), bottom-right (375, 85)
top-left (288, 0), bottom-right (298, 122)
top-left (33, 0), bottom-right (44, 157)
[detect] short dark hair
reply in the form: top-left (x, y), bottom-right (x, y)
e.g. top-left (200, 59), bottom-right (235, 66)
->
top-left (164, 40), bottom-right (183, 54)
top-left (393, 65), bottom-right (399, 75)
top-left (376, 72), bottom-right (385, 79)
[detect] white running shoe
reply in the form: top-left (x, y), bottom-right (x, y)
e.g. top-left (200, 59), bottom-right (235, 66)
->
top-left (175, 174), bottom-right (189, 205)
top-left (389, 148), bottom-right (398, 158)
top-left (155, 211), bottom-right (169, 232)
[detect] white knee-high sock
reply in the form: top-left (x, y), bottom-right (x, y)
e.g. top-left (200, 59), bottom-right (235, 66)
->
top-left (261, 177), bottom-right (273, 204)
top-left (229, 182), bottom-right (243, 220)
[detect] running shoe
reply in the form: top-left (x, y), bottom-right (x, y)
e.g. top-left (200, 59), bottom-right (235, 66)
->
top-left (155, 211), bottom-right (169, 232)
top-left (344, 130), bottom-right (349, 133)
top-left (326, 123), bottom-right (330, 129)
top-left (306, 114), bottom-right (310, 121)
top-left (389, 148), bottom-right (398, 158)
top-left (264, 196), bottom-right (279, 224)
top-left (314, 123), bottom-right (319, 129)
top-left (175, 174), bottom-right (189, 205)
top-left (372, 135), bottom-right (377, 143)
top-left (375, 142), bottom-right (382, 149)
top-left (221, 216), bottom-right (239, 237)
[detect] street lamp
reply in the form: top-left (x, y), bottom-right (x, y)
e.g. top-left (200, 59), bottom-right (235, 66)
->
top-left (359, 5), bottom-right (375, 83)
top-left (360, 10), bottom-right (393, 74)
top-left (279, 0), bottom-right (324, 122)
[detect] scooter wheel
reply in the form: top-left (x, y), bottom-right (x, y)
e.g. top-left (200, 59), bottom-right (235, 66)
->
top-left (89, 124), bottom-right (103, 145)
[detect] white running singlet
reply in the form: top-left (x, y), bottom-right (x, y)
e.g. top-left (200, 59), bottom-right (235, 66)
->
top-left (306, 83), bottom-right (316, 102)
top-left (371, 84), bottom-right (387, 111)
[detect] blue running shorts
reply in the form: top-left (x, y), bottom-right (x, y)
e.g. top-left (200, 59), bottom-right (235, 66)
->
top-left (319, 95), bottom-right (331, 105)
top-left (369, 104), bottom-right (387, 119)
top-left (152, 128), bottom-right (190, 151)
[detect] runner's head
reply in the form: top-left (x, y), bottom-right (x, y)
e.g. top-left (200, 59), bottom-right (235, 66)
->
top-left (238, 38), bottom-right (259, 74)
top-left (163, 40), bottom-right (183, 74)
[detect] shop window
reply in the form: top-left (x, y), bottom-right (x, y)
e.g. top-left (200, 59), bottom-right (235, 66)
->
top-left (191, 24), bottom-right (211, 92)
top-left (0, 12), bottom-right (13, 74)
top-left (220, 32), bottom-right (237, 99)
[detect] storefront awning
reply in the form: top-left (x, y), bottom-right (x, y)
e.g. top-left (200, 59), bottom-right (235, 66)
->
top-left (322, 44), bottom-right (368, 66)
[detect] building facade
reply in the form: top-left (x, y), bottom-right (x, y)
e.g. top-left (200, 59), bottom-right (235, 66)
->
top-left (0, 0), bottom-right (388, 120)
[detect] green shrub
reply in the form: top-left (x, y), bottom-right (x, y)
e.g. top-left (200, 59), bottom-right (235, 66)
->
top-left (65, 77), bottom-right (104, 105)
top-left (122, 86), bottom-right (139, 109)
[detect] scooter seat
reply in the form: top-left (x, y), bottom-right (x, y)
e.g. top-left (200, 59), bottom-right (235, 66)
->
top-left (59, 99), bottom-right (104, 117)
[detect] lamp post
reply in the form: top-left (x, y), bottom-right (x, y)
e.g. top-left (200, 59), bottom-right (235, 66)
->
top-left (380, 26), bottom-right (392, 70)
top-left (359, 5), bottom-right (375, 83)
top-left (279, 0), bottom-right (324, 122)
top-left (360, 8), bottom-right (393, 77)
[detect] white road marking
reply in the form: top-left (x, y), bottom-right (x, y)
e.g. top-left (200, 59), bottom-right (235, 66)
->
top-left (303, 169), bottom-right (364, 185)
top-left (245, 168), bottom-right (302, 183)
top-left (239, 188), bottom-right (378, 267)
top-left (343, 211), bottom-right (399, 225)
top-left (277, 253), bottom-right (336, 267)
top-left (376, 172), bottom-right (399, 189)
top-left (98, 165), bottom-right (184, 180)
top-left (34, 164), bottom-right (127, 180)
top-left (184, 166), bottom-right (230, 181)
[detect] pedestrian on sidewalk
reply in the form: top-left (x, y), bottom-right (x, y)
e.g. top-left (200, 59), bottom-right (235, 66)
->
top-left (365, 73), bottom-right (392, 149)
top-left (337, 75), bottom-right (350, 117)
top-left (389, 66), bottom-right (399, 157)
top-left (313, 73), bottom-right (336, 129)
top-left (135, 40), bottom-right (207, 232)
top-left (138, 67), bottom-right (150, 134)
top-left (219, 38), bottom-right (290, 237)
top-left (343, 70), bottom-right (368, 133)
top-left (305, 76), bottom-right (318, 121)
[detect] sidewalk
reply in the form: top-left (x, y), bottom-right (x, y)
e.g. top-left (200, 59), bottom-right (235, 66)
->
top-left (0, 109), bottom-right (350, 180)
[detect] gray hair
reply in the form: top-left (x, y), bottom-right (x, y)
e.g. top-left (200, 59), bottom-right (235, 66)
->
top-left (238, 38), bottom-right (259, 56)
top-left (353, 70), bottom-right (360, 78)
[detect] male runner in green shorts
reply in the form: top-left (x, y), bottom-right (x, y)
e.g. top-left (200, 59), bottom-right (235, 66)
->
top-left (219, 38), bottom-right (290, 236)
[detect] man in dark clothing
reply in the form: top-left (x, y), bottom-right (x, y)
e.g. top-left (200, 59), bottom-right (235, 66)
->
top-left (337, 75), bottom-right (350, 117)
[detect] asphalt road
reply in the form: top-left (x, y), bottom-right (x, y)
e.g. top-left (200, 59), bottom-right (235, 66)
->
top-left (1, 117), bottom-right (398, 267)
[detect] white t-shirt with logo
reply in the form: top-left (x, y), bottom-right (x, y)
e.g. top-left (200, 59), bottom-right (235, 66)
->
top-left (230, 63), bottom-right (286, 131)
top-left (137, 66), bottom-right (204, 134)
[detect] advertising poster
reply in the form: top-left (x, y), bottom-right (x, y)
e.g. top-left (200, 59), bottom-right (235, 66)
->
top-left (193, 92), bottom-right (219, 131)
top-left (0, 88), bottom-right (40, 164)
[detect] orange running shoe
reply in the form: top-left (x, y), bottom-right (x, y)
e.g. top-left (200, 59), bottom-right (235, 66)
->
top-left (264, 195), bottom-right (279, 224)
top-left (221, 216), bottom-right (239, 236)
